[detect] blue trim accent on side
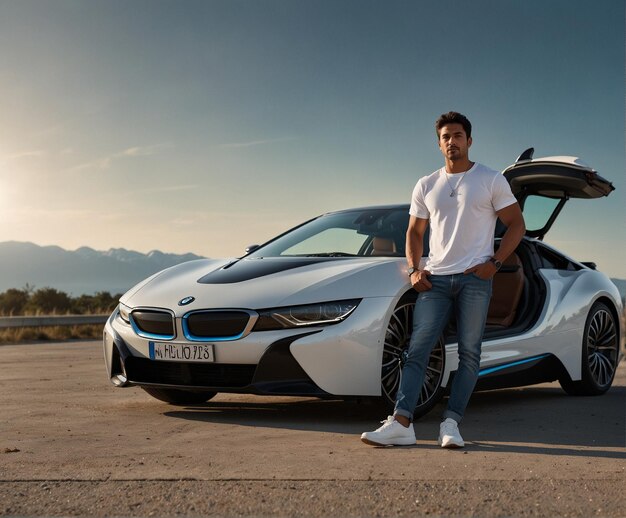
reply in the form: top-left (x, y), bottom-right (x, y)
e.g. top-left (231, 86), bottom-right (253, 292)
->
top-left (478, 354), bottom-right (551, 377)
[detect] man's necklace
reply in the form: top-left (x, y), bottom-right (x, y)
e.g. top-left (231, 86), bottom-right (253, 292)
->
top-left (443, 165), bottom-right (473, 197)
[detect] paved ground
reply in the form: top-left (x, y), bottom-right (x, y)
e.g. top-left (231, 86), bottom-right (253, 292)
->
top-left (0, 340), bottom-right (624, 517)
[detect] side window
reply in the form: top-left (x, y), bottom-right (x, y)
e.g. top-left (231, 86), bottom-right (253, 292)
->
top-left (537, 245), bottom-right (579, 271)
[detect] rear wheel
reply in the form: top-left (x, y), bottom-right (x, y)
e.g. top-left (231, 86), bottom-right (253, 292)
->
top-left (381, 293), bottom-right (446, 420)
top-left (141, 387), bottom-right (217, 405)
top-left (559, 302), bottom-right (619, 396)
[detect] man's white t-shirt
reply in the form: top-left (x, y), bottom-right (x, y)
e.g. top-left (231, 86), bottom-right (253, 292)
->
top-left (409, 162), bottom-right (517, 275)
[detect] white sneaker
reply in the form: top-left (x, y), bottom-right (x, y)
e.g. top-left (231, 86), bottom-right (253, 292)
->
top-left (438, 418), bottom-right (464, 448)
top-left (361, 416), bottom-right (416, 446)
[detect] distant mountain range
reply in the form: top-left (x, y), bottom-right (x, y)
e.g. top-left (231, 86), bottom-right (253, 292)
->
top-left (0, 241), bottom-right (624, 300)
top-left (0, 241), bottom-right (206, 295)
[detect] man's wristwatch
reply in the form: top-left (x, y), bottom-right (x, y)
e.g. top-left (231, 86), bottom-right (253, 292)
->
top-left (489, 257), bottom-right (503, 271)
top-left (407, 266), bottom-right (418, 277)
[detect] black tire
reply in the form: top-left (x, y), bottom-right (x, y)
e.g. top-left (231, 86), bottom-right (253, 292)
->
top-left (381, 292), bottom-right (446, 420)
top-left (141, 387), bottom-right (217, 405)
top-left (559, 301), bottom-right (619, 396)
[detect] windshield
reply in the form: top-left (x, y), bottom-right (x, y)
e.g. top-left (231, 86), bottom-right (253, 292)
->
top-left (247, 208), bottom-right (424, 258)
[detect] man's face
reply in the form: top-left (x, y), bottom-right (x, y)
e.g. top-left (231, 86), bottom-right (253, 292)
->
top-left (438, 123), bottom-right (472, 161)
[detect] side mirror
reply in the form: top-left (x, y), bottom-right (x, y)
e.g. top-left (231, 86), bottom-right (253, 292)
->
top-left (245, 244), bottom-right (260, 254)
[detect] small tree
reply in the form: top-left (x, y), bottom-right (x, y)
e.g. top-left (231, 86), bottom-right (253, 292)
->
top-left (26, 287), bottom-right (72, 314)
top-left (71, 291), bottom-right (118, 314)
top-left (93, 291), bottom-right (118, 312)
top-left (71, 294), bottom-right (94, 314)
top-left (0, 288), bottom-right (30, 315)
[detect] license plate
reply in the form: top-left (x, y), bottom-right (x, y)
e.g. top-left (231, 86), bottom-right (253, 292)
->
top-left (149, 341), bottom-right (215, 362)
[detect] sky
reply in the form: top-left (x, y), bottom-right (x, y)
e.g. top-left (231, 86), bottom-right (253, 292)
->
top-left (0, 0), bottom-right (624, 278)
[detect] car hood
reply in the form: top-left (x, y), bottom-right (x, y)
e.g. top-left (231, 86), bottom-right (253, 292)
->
top-left (120, 256), bottom-right (406, 314)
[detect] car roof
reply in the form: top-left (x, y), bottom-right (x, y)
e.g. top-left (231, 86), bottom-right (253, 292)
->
top-left (324, 204), bottom-right (409, 215)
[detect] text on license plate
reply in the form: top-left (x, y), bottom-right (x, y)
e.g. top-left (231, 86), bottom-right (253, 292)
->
top-left (149, 341), bottom-right (215, 362)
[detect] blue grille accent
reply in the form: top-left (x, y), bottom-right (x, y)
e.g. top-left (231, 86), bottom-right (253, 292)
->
top-left (181, 311), bottom-right (251, 342)
top-left (129, 310), bottom-right (176, 340)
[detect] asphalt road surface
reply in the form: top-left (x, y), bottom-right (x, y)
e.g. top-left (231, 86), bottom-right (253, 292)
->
top-left (1, 340), bottom-right (624, 517)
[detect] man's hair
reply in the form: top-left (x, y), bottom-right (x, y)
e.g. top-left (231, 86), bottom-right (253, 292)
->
top-left (435, 111), bottom-right (472, 139)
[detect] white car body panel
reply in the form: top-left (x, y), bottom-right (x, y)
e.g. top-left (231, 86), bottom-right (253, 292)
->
top-left (469, 268), bottom-right (621, 383)
top-left (289, 296), bottom-right (396, 395)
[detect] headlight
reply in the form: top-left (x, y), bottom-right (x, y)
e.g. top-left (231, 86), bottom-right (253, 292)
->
top-left (254, 299), bottom-right (360, 331)
top-left (117, 303), bottom-right (131, 325)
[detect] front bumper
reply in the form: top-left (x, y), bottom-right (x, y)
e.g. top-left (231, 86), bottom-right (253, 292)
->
top-left (103, 296), bottom-right (396, 397)
top-left (104, 323), bottom-right (328, 396)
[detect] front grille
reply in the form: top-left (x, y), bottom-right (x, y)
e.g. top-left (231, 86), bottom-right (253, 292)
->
top-left (131, 310), bottom-right (175, 338)
top-left (124, 357), bottom-right (256, 388)
top-left (184, 311), bottom-right (250, 339)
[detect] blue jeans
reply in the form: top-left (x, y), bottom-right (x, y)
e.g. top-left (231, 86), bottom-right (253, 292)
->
top-left (394, 273), bottom-right (492, 424)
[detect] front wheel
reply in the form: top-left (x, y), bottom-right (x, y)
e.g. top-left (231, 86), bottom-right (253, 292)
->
top-left (141, 387), bottom-right (217, 405)
top-left (559, 302), bottom-right (619, 396)
top-left (381, 293), bottom-right (446, 420)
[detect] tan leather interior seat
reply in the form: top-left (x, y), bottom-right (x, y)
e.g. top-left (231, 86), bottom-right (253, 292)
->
top-left (371, 237), bottom-right (397, 256)
top-left (486, 252), bottom-right (524, 327)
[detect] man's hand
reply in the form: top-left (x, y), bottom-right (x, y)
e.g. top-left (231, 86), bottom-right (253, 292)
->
top-left (410, 269), bottom-right (432, 291)
top-left (464, 261), bottom-right (497, 280)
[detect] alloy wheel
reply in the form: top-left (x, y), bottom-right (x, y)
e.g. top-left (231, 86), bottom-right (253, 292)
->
top-left (586, 307), bottom-right (618, 388)
top-left (381, 298), bottom-right (445, 415)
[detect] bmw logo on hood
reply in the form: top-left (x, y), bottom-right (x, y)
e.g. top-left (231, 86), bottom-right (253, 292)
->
top-left (178, 296), bottom-right (195, 306)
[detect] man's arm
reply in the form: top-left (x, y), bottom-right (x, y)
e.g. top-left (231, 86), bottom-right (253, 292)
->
top-left (406, 215), bottom-right (432, 291)
top-left (465, 202), bottom-right (526, 279)
top-left (493, 202), bottom-right (526, 264)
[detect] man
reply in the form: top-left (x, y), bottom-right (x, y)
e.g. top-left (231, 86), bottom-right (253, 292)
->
top-left (361, 111), bottom-right (525, 448)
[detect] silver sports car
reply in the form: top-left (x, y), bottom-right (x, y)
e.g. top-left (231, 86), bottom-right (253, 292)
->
top-left (103, 148), bottom-right (622, 418)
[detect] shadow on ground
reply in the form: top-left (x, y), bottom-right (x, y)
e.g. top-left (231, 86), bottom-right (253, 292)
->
top-left (163, 382), bottom-right (626, 458)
